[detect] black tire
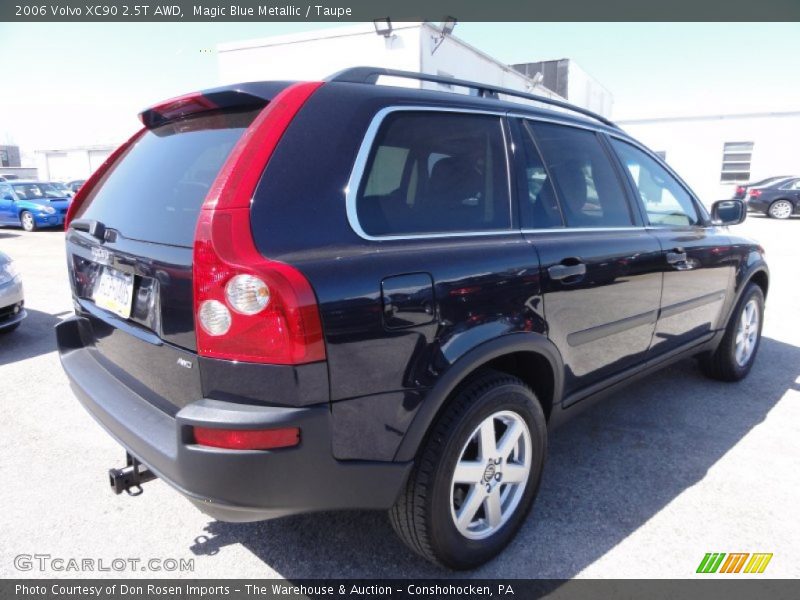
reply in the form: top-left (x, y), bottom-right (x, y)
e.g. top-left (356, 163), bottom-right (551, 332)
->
top-left (389, 369), bottom-right (547, 569)
top-left (20, 211), bottom-right (36, 232)
top-left (767, 199), bottom-right (793, 220)
top-left (700, 283), bottom-right (764, 381)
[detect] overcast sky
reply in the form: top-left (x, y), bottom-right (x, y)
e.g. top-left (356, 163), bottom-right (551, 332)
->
top-left (1, 22), bottom-right (798, 160)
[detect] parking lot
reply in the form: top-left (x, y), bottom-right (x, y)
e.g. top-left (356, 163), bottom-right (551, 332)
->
top-left (0, 215), bottom-right (798, 579)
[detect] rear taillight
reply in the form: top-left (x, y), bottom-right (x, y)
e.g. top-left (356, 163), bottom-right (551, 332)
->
top-left (225, 274), bottom-right (271, 315)
top-left (750, 189), bottom-right (762, 198)
top-left (197, 299), bottom-right (232, 336)
top-left (64, 128), bottom-right (145, 229)
top-left (193, 82), bottom-right (325, 365)
top-left (736, 185), bottom-right (745, 195)
top-left (140, 92), bottom-right (218, 127)
top-left (193, 426), bottom-right (300, 450)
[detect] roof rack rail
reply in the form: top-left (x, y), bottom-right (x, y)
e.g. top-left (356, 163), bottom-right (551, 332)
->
top-left (326, 66), bottom-right (618, 129)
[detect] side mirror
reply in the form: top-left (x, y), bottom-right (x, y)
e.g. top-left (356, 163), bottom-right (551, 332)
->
top-left (2, 194), bottom-right (14, 202)
top-left (711, 199), bottom-right (746, 226)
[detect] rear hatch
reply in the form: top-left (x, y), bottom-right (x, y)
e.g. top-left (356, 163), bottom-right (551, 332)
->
top-left (66, 105), bottom-right (263, 412)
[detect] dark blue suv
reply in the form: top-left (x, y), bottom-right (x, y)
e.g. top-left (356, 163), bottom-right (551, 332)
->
top-left (56, 68), bottom-right (769, 569)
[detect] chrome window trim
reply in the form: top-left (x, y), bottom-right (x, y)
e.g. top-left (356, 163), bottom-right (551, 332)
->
top-left (507, 112), bottom-right (612, 134)
top-left (345, 105), bottom-right (514, 242)
top-left (521, 226), bottom-right (647, 234)
top-left (345, 106), bottom-right (709, 242)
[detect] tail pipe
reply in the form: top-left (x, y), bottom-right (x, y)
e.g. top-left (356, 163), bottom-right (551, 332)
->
top-left (108, 453), bottom-right (157, 496)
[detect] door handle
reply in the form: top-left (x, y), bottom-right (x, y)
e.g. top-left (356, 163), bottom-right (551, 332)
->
top-left (666, 250), bottom-right (687, 265)
top-left (548, 262), bottom-right (587, 281)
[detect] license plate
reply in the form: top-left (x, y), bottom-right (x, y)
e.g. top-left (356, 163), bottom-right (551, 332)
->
top-left (93, 267), bottom-right (134, 319)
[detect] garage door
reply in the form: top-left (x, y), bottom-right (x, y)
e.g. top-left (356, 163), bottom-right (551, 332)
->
top-left (46, 152), bottom-right (70, 181)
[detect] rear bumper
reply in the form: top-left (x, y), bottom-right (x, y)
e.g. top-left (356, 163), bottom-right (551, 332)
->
top-left (56, 316), bottom-right (411, 521)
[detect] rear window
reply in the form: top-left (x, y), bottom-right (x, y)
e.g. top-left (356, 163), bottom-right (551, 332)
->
top-left (75, 109), bottom-right (259, 247)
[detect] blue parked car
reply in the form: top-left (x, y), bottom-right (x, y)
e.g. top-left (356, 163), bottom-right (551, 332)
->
top-left (0, 180), bottom-right (71, 231)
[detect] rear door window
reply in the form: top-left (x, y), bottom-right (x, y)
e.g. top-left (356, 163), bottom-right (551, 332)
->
top-left (356, 111), bottom-right (511, 236)
top-left (527, 122), bottom-right (635, 228)
top-left (74, 109), bottom-right (259, 248)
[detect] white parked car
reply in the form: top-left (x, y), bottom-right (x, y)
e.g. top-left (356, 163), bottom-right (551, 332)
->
top-left (0, 251), bottom-right (25, 333)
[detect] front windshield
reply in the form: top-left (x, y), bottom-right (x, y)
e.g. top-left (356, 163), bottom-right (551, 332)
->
top-left (11, 183), bottom-right (66, 199)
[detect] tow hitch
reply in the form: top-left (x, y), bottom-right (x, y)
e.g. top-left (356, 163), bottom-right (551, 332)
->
top-left (109, 453), bottom-right (156, 495)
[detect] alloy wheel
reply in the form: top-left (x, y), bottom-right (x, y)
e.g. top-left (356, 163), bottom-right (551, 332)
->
top-left (735, 299), bottom-right (759, 366)
top-left (21, 212), bottom-right (34, 231)
top-left (450, 410), bottom-right (532, 540)
top-left (769, 200), bottom-right (792, 219)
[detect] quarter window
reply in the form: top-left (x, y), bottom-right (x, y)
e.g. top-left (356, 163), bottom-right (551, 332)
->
top-left (363, 146), bottom-right (409, 197)
top-left (720, 141), bottom-right (754, 183)
top-left (528, 122), bottom-right (634, 228)
top-left (356, 112), bottom-right (510, 236)
top-left (610, 138), bottom-right (699, 227)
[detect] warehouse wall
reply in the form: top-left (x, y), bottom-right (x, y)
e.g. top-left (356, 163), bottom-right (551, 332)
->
top-left (513, 59), bottom-right (613, 117)
top-left (35, 147), bottom-right (112, 181)
top-left (418, 28), bottom-right (561, 102)
top-left (565, 61), bottom-right (614, 118)
top-left (0, 145), bottom-right (21, 167)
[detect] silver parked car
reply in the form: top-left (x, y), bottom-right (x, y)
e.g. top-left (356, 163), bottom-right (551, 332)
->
top-left (0, 251), bottom-right (25, 333)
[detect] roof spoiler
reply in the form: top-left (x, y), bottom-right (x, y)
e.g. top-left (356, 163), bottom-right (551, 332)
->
top-left (138, 82), bottom-right (294, 128)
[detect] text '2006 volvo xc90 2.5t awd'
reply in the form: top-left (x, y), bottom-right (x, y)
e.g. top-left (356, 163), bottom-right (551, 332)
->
top-left (56, 68), bottom-right (769, 569)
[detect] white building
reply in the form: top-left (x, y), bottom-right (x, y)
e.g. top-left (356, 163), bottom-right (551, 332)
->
top-left (0, 167), bottom-right (38, 180)
top-left (217, 22), bottom-right (566, 106)
top-left (27, 24), bottom-right (790, 209)
top-left (619, 111), bottom-right (800, 205)
top-left (219, 23), bottom-right (798, 207)
top-left (512, 59), bottom-right (613, 118)
top-left (35, 145), bottom-right (114, 182)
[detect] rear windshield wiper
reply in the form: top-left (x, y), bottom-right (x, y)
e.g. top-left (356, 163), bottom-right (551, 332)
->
top-left (70, 218), bottom-right (107, 241)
